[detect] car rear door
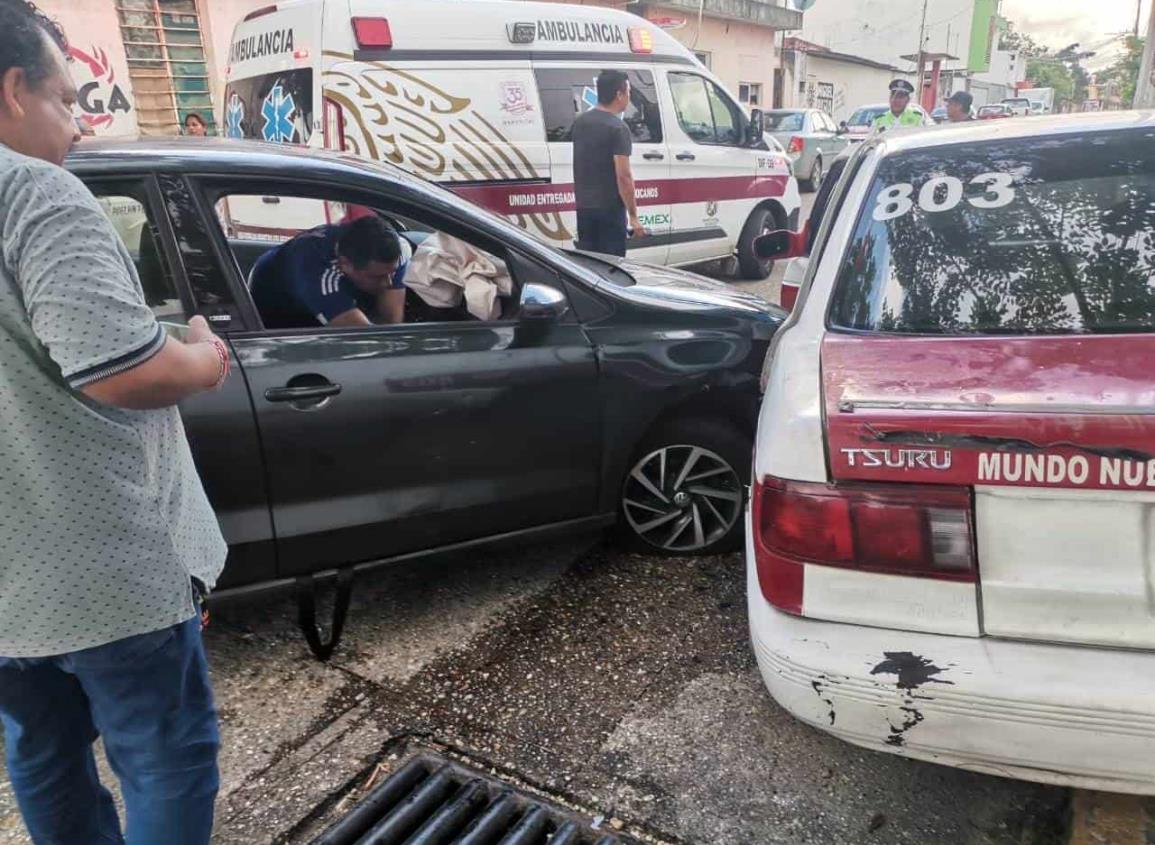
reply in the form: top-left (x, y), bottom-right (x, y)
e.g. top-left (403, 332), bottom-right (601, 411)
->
top-left (819, 126), bottom-right (1155, 649)
top-left (83, 173), bottom-right (277, 589)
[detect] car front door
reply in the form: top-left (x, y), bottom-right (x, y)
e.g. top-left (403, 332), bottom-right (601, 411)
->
top-left (663, 71), bottom-right (755, 266)
top-left (198, 179), bottom-right (603, 577)
top-left (535, 65), bottom-right (671, 264)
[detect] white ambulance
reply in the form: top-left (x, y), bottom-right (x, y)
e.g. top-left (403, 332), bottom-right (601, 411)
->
top-left (222, 0), bottom-right (799, 277)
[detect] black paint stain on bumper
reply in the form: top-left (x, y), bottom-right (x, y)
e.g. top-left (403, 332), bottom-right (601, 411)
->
top-left (870, 651), bottom-right (954, 690)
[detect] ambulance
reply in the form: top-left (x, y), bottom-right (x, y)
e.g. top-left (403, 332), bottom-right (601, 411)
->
top-left (222, 0), bottom-right (799, 277)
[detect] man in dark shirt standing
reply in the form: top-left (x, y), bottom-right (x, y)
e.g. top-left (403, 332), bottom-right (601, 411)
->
top-left (572, 70), bottom-right (645, 256)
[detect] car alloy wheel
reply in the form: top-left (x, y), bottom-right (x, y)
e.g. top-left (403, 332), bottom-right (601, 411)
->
top-left (622, 444), bottom-right (743, 553)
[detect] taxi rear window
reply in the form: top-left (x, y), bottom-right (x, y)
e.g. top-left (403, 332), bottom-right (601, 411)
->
top-left (223, 69), bottom-right (313, 144)
top-left (829, 129), bottom-right (1155, 335)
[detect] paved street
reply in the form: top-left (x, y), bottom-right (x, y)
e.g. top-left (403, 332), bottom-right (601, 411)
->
top-left (0, 190), bottom-right (1073, 845)
top-left (0, 540), bottom-right (1068, 845)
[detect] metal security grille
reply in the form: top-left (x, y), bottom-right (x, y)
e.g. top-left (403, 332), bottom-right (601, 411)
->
top-left (116, 0), bottom-right (215, 135)
top-left (311, 753), bottom-right (634, 845)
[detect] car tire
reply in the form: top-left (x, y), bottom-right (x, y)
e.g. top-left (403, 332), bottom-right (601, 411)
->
top-left (617, 417), bottom-right (752, 556)
top-left (736, 206), bottom-right (778, 280)
top-left (804, 156), bottom-right (823, 193)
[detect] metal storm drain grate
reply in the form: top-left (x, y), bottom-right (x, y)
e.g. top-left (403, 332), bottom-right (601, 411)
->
top-left (311, 752), bottom-right (635, 845)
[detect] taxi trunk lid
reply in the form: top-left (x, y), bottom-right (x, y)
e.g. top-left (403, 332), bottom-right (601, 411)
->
top-left (822, 332), bottom-right (1155, 649)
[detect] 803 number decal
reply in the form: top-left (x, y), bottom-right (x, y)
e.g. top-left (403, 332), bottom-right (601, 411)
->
top-left (872, 172), bottom-right (1016, 222)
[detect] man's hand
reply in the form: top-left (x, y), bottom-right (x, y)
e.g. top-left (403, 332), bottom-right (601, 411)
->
top-left (81, 316), bottom-right (229, 410)
top-left (629, 217), bottom-right (648, 239)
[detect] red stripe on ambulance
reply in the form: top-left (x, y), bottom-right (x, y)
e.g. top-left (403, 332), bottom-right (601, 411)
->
top-left (450, 174), bottom-right (789, 215)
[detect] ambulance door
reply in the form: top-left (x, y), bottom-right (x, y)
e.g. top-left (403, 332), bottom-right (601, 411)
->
top-left (534, 65), bottom-right (670, 264)
top-left (662, 69), bottom-right (754, 266)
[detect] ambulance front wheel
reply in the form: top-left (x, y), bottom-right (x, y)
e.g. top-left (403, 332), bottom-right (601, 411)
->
top-left (737, 206), bottom-right (779, 280)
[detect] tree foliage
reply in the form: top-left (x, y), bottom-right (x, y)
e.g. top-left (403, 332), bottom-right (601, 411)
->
top-left (1098, 36), bottom-right (1146, 106)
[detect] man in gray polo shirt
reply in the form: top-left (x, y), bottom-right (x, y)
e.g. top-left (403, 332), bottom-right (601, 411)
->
top-left (0, 3), bottom-right (230, 843)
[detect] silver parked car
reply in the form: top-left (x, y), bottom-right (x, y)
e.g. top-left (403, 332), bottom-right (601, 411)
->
top-left (763, 109), bottom-right (850, 192)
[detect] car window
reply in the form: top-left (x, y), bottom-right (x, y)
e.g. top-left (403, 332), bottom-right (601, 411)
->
top-left (91, 186), bottom-right (184, 321)
top-left (214, 192), bottom-right (518, 330)
top-left (536, 68), bottom-right (662, 143)
top-left (766, 112), bottom-right (805, 132)
top-left (705, 81), bottom-right (744, 145)
top-left (847, 107), bottom-right (886, 127)
top-left (670, 73), bottom-right (745, 146)
top-left (668, 73), bottom-right (715, 143)
top-left (830, 130), bottom-right (1155, 335)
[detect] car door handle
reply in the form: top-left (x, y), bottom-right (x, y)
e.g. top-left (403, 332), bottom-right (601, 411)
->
top-left (264, 383), bottom-right (342, 402)
top-left (676, 152), bottom-right (696, 161)
top-left (643, 152), bottom-right (665, 161)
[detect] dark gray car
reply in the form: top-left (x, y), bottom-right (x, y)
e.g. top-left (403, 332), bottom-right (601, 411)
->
top-left (764, 109), bottom-right (850, 192)
top-left (65, 138), bottom-right (783, 602)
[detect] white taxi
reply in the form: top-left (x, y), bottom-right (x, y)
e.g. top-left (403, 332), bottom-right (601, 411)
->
top-left (748, 111), bottom-right (1155, 794)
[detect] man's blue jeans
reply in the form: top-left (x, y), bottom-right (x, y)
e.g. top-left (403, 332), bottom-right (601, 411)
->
top-left (0, 617), bottom-right (219, 845)
top-left (576, 207), bottom-right (628, 257)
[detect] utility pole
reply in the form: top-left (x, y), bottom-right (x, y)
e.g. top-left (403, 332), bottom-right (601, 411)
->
top-left (1137, 0), bottom-right (1155, 108)
top-left (915, 0), bottom-right (929, 102)
top-left (1135, 0), bottom-right (1143, 37)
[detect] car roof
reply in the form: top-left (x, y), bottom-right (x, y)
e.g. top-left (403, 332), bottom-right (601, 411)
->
top-left (872, 109), bottom-right (1155, 155)
top-left (65, 136), bottom-right (426, 187)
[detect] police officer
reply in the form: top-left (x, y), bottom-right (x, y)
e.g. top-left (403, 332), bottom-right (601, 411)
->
top-left (872, 79), bottom-right (923, 130)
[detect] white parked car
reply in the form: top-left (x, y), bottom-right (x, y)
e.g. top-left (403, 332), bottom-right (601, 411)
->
top-left (748, 111), bottom-right (1155, 794)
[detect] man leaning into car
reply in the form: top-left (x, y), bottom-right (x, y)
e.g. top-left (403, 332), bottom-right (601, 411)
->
top-left (249, 214), bottom-right (411, 329)
top-left (0, 2), bottom-right (229, 843)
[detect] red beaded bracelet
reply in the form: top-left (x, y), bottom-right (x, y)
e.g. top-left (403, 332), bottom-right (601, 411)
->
top-left (205, 337), bottom-right (230, 389)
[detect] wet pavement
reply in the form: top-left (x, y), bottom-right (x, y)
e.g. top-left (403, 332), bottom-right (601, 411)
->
top-left (2, 538), bottom-right (1068, 845)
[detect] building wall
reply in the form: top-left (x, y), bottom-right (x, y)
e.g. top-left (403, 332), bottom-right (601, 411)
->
top-left (43, 0), bottom-right (139, 136)
top-left (973, 48), bottom-right (1027, 89)
top-left (797, 54), bottom-right (911, 122)
top-left (800, 0), bottom-right (974, 72)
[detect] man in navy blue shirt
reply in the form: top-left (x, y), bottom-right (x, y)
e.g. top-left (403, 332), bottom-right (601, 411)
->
top-left (250, 215), bottom-right (411, 328)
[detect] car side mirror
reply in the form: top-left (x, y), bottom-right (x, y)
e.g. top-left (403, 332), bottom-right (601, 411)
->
top-left (753, 230), bottom-right (794, 261)
top-left (519, 282), bottom-right (568, 321)
top-left (838, 121), bottom-right (849, 134)
top-left (748, 108), bottom-right (765, 147)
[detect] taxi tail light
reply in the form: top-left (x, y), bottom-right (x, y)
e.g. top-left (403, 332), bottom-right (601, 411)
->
top-left (752, 475), bottom-right (975, 615)
top-left (787, 136), bottom-right (804, 155)
top-left (352, 17), bottom-right (392, 49)
top-left (628, 27), bottom-right (654, 53)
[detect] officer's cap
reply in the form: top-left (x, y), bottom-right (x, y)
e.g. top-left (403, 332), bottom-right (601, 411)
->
top-left (889, 79), bottom-right (914, 96)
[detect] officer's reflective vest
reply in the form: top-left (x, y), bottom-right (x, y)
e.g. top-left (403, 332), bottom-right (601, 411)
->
top-left (872, 108), bottom-right (923, 129)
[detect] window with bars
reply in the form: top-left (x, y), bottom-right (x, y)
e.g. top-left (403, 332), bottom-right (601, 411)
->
top-left (117, 0), bottom-right (215, 135)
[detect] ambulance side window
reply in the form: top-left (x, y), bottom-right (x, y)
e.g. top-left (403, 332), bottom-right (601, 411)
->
top-left (535, 68), bottom-right (662, 143)
top-left (669, 72), bottom-right (745, 147)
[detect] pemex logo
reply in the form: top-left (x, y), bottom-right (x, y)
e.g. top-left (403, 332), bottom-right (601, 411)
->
top-left (69, 45), bottom-right (132, 132)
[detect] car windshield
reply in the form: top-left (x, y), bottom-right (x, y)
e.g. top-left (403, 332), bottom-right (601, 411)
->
top-left (766, 112), bottom-right (805, 131)
top-left (830, 129), bottom-right (1155, 335)
top-left (847, 107), bottom-right (887, 127)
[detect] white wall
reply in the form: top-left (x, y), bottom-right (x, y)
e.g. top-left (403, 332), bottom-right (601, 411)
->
top-left (973, 48), bottom-right (1027, 89)
top-left (800, 0), bottom-right (974, 72)
top-left (799, 53), bottom-right (913, 122)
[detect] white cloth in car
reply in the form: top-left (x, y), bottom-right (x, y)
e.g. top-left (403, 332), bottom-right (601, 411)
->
top-left (406, 232), bottom-right (513, 320)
